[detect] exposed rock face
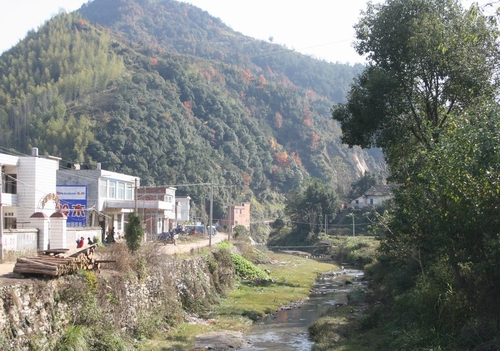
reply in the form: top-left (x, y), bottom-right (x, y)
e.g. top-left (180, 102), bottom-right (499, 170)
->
top-left (0, 252), bottom-right (235, 350)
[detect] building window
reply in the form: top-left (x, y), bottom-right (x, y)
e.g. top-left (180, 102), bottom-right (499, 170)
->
top-left (370, 198), bottom-right (374, 205)
top-left (4, 174), bottom-right (17, 194)
top-left (4, 217), bottom-right (16, 229)
top-left (117, 182), bottom-right (125, 199)
top-left (109, 181), bottom-right (116, 199)
top-left (100, 180), bottom-right (107, 198)
top-left (126, 183), bottom-right (133, 200)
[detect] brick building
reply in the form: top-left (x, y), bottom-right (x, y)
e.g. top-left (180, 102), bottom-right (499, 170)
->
top-left (220, 202), bottom-right (251, 232)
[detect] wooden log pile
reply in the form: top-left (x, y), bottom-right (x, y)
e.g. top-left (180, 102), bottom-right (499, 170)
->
top-left (13, 245), bottom-right (98, 277)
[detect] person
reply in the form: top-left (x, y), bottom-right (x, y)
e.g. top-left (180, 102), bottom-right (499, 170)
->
top-left (106, 227), bottom-right (116, 243)
top-left (76, 236), bottom-right (85, 248)
top-left (87, 237), bottom-right (94, 245)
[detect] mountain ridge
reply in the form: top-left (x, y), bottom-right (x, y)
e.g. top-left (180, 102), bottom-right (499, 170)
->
top-left (0, 0), bottom-right (379, 228)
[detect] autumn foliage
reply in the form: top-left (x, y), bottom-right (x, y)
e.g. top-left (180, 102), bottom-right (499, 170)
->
top-left (310, 132), bottom-right (320, 150)
top-left (275, 151), bottom-right (290, 168)
top-left (274, 113), bottom-right (283, 128)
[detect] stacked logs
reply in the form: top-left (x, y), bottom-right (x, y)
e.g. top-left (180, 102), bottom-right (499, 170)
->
top-left (13, 245), bottom-right (98, 277)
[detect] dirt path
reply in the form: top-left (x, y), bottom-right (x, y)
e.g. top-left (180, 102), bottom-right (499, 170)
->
top-left (160, 232), bottom-right (228, 254)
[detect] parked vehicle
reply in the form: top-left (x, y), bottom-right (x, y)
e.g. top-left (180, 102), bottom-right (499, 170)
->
top-left (157, 232), bottom-right (178, 245)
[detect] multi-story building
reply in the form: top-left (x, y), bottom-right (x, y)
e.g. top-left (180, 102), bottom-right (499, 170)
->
top-left (175, 195), bottom-right (191, 224)
top-left (137, 186), bottom-right (176, 236)
top-left (57, 163), bottom-right (140, 241)
top-left (1, 149), bottom-right (192, 249)
top-left (135, 188), bottom-right (192, 236)
top-left (1, 148), bottom-right (60, 230)
top-left (220, 202), bottom-right (251, 232)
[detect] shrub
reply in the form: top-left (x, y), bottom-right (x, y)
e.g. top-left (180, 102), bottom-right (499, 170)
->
top-left (231, 253), bottom-right (268, 280)
top-left (233, 225), bottom-right (250, 239)
top-left (124, 212), bottom-right (144, 252)
top-left (54, 325), bottom-right (88, 351)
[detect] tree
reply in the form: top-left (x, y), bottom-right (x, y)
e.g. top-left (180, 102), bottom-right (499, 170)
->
top-left (332, 0), bottom-right (500, 157)
top-left (348, 172), bottom-right (377, 200)
top-left (333, 0), bottom-right (500, 345)
top-left (376, 104), bottom-right (500, 339)
top-left (233, 225), bottom-right (250, 239)
top-left (285, 178), bottom-right (340, 237)
top-left (124, 212), bottom-right (144, 252)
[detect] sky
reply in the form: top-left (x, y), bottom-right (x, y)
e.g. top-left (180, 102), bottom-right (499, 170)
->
top-left (0, 0), bottom-right (481, 65)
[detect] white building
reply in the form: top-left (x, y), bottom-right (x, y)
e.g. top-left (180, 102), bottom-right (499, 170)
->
top-left (1, 148), bottom-right (60, 230)
top-left (175, 196), bottom-right (191, 224)
top-left (350, 185), bottom-right (393, 209)
top-left (2, 149), bottom-right (191, 247)
top-left (57, 164), bottom-right (140, 241)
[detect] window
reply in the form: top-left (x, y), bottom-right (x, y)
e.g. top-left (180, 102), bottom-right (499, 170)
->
top-left (100, 179), bottom-right (107, 198)
top-left (4, 174), bottom-right (17, 194)
top-left (4, 217), bottom-right (16, 229)
top-left (109, 181), bottom-right (116, 199)
top-left (117, 182), bottom-right (125, 199)
top-left (126, 183), bottom-right (133, 200)
top-left (370, 198), bottom-right (374, 205)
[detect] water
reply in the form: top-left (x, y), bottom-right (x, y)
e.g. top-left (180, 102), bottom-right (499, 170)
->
top-left (240, 268), bottom-right (364, 351)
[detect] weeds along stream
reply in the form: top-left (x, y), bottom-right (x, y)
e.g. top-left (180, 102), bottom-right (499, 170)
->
top-left (239, 267), bottom-right (364, 351)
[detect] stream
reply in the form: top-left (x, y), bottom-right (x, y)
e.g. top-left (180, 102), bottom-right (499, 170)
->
top-left (240, 267), bottom-right (364, 351)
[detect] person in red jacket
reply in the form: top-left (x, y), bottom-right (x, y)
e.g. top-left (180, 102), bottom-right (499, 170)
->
top-left (76, 236), bottom-right (85, 248)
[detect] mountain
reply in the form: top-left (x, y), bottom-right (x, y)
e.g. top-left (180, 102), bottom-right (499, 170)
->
top-left (0, 0), bottom-right (378, 228)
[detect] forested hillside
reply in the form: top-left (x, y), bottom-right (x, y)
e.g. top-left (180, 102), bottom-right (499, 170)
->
top-left (0, 0), bottom-right (374, 223)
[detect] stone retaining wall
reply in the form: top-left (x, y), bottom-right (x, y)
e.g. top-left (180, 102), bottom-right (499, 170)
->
top-left (0, 250), bottom-right (235, 350)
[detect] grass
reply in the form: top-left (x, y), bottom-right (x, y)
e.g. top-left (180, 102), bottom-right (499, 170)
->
top-left (219, 254), bottom-right (334, 317)
top-left (140, 252), bottom-right (337, 350)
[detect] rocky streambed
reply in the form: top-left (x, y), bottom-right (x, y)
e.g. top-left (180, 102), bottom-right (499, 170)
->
top-left (193, 267), bottom-right (364, 350)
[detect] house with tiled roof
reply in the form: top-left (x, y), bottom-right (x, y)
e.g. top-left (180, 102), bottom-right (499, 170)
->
top-left (350, 185), bottom-right (393, 209)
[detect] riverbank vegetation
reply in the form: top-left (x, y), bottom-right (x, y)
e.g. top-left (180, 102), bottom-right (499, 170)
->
top-left (141, 241), bottom-right (337, 350)
top-left (330, 0), bottom-right (500, 349)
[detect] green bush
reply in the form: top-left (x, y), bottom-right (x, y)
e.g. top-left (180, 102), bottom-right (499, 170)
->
top-left (55, 325), bottom-right (88, 351)
top-left (124, 212), bottom-right (144, 252)
top-left (231, 253), bottom-right (268, 280)
top-left (215, 240), bottom-right (232, 250)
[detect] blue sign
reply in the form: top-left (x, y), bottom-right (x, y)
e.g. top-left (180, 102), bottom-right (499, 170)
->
top-left (56, 185), bottom-right (88, 227)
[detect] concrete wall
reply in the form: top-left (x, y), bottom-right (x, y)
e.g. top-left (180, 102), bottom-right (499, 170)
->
top-left (66, 227), bottom-right (102, 247)
top-left (1, 226), bottom-right (101, 253)
top-left (1, 229), bottom-right (38, 252)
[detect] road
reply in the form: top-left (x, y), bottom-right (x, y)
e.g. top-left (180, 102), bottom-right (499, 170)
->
top-left (161, 231), bottom-right (228, 254)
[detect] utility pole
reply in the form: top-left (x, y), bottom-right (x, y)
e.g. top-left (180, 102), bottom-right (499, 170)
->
top-left (325, 214), bottom-right (327, 235)
top-left (347, 212), bottom-right (355, 237)
top-left (0, 164), bottom-right (3, 261)
top-left (227, 192), bottom-right (231, 241)
top-left (209, 183), bottom-right (213, 247)
top-left (134, 178), bottom-right (139, 213)
top-left (352, 214), bottom-right (355, 237)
